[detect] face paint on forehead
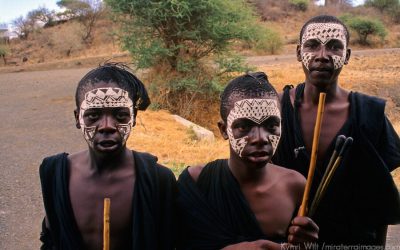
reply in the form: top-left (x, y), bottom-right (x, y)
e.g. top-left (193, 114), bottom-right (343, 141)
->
top-left (78, 87), bottom-right (134, 147)
top-left (301, 23), bottom-right (347, 70)
top-left (226, 98), bottom-right (281, 157)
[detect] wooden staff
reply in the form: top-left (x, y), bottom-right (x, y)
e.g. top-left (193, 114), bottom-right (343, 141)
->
top-left (298, 92), bottom-right (326, 216)
top-left (103, 198), bottom-right (110, 250)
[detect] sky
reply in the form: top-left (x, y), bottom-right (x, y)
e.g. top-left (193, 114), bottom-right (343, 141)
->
top-left (0, 0), bottom-right (366, 26)
top-left (0, 0), bottom-right (61, 25)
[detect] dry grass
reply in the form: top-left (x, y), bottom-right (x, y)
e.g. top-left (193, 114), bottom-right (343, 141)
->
top-left (126, 110), bottom-right (228, 175)
top-left (125, 52), bottom-right (400, 182)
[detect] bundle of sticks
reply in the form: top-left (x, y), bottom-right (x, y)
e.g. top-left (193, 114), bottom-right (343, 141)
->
top-left (309, 135), bottom-right (353, 217)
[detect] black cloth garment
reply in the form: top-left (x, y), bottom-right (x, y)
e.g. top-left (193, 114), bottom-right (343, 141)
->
top-left (39, 151), bottom-right (177, 250)
top-left (273, 83), bottom-right (400, 244)
top-left (177, 159), bottom-right (286, 250)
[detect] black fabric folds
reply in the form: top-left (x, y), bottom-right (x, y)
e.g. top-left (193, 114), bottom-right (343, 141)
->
top-left (273, 83), bottom-right (400, 244)
top-left (177, 159), bottom-right (285, 250)
top-left (39, 151), bottom-right (177, 250)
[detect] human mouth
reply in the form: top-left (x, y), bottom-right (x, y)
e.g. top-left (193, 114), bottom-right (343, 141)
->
top-left (310, 65), bottom-right (333, 73)
top-left (247, 151), bottom-right (271, 162)
top-left (97, 140), bottom-right (119, 150)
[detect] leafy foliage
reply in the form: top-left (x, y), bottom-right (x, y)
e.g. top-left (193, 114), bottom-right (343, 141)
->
top-left (340, 14), bottom-right (387, 45)
top-left (252, 27), bottom-right (283, 54)
top-left (365, 0), bottom-right (399, 12)
top-left (0, 45), bottom-right (8, 64)
top-left (105, 0), bottom-right (269, 117)
top-left (289, 0), bottom-right (309, 11)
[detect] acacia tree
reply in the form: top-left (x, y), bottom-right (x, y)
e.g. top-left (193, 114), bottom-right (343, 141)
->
top-left (12, 16), bottom-right (35, 39)
top-left (105, 0), bottom-right (267, 116)
top-left (27, 6), bottom-right (55, 25)
top-left (57, 0), bottom-right (104, 43)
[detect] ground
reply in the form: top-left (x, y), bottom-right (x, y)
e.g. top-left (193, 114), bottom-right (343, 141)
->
top-left (0, 51), bottom-right (399, 249)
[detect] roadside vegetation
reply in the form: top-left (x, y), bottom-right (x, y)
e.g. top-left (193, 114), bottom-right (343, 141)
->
top-left (1, 0), bottom-right (400, 131)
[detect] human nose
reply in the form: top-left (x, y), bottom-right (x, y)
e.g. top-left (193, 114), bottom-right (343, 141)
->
top-left (314, 45), bottom-right (330, 63)
top-left (248, 126), bottom-right (269, 145)
top-left (97, 114), bottom-right (117, 133)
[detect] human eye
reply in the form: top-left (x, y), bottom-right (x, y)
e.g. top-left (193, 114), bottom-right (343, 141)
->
top-left (84, 110), bottom-right (100, 121)
top-left (232, 119), bottom-right (251, 133)
top-left (115, 110), bottom-right (130, 121)
top-left (263, 117), bottom-right (280, 131)
top-left (304, 40), bottom-right (319, 50)
top-left (328, 40), bottom-right (344, 51)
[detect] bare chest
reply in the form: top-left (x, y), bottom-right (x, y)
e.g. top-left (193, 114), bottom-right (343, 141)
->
top-left (69, 171), bottom-right (135, 250)
top-left (300, 103), bottom-right (349, 160)
top-left (242, 184), bottom-right (297, 239)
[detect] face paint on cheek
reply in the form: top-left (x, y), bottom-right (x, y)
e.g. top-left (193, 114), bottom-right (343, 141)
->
top-left (79, 87), bottom-right (134, 147)
top-left (300, 23), bottom-right (347, 70)
top-left (226, 98), bottom-right (281, 157)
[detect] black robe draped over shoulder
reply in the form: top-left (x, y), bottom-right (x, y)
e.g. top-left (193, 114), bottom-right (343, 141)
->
top-left (177, 159), bottom-right (286, 250)
top-left (39, 151), bottom-right (177, 250)
top-left (273, 83), bottom-right (400, 244)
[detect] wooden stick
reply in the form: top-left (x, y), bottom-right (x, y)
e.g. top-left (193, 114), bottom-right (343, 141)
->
top-left (103, 198), bottom-right (110, 250)
top-left (309, 137), bottom-right (353, 217)
top-left (298, 92), bottom-right (326, 216)
top-left (309, 135), bottom-right (346, 216)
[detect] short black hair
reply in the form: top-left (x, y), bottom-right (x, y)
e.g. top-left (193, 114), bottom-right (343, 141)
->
top-left (220, 72), bottom-right (278, 122)
top-left (75, 62), bottom-right (150, 111)
top-left (299, 15), bottom-right (350, 45)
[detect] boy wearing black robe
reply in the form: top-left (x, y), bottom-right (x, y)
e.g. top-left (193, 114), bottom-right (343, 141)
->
top-left (178, 72), bottom-right (319, 250)
top-left (273, 15), bottom-right (400, 245)
top-left (39, 63), bottom-right (177, 250)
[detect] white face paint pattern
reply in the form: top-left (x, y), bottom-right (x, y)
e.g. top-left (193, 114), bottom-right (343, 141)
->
top-left (226, 98), bottom-right (281, 157)
top-left (79, 87), bottom-right (134, 147)
top-left (301, 23), bottom-right (347, 70)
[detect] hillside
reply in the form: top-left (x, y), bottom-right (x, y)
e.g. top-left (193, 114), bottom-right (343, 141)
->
top-left (1, 2), bottom-right (400, 67)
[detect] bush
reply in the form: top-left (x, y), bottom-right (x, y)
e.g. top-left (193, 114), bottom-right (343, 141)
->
top-left (250, 27), bottom-right (283, 54)
top-left (389, 5), bottom-right (400, 23)
top-left (0, 45), bottom-right (8, 64)
top-left (340, 15), bottom-right (387, 45)
top-left (289, 0), bottom-right (308, 12)
top-left (106, 0), bottom-right (263, 117)
top-left (365, 0), bottom-right (399, 12)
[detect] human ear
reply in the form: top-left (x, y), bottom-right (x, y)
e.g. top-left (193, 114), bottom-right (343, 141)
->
top-left (344, 48), bottom-right (351, 65)
top-left (218, 120), bottom-right (229, 140)
top-left (74, 110), bottom-right (81, 129)
top-left (296, 44), bottom-right (302, 62)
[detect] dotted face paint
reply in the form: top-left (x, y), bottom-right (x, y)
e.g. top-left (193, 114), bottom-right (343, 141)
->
top-left (227, 98), bottom-right (281, 157)
top-left (301, 23), bottom-right (347, 70)
top-left (79, 87), bottom-right (134, 147)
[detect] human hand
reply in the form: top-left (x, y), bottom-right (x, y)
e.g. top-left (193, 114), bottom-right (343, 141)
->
top-left (287, 216), bottom-right (319, 245)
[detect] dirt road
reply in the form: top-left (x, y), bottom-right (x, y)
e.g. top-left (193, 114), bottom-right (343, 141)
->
top-left (1, 62), bottom-right (399, 249)
top-left (0, 68), bottom-right (89, 249)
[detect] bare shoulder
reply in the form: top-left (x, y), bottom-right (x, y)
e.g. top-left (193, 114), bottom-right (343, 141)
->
top-left (67, 150), bottom-right (88, 171)
top-left (187, 164), bottom-right (206, 182)
top-left (269, 163), bottom-right (306, 189)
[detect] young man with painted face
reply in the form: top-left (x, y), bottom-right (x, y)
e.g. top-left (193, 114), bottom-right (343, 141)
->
top-left (39, 63), bottom-right (177, 250)
top-left (177, 72), bottom-right (319, 250)
top-left (273, 15), bottom-right (400, 245)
